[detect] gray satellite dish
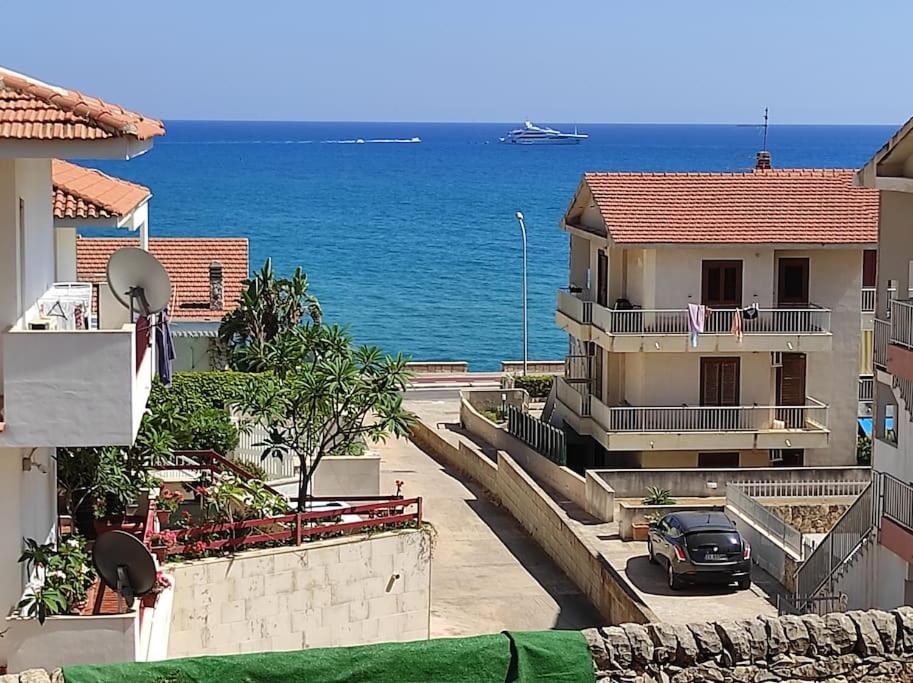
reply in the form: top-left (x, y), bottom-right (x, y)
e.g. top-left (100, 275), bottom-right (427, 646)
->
top-left (93, 530), bottom-right (157, 607)
top-left (106, 247), bottom-right (172, 319)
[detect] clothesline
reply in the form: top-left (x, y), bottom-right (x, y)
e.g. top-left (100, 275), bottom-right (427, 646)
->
top-left (687, 302), bottom-right (759, 347)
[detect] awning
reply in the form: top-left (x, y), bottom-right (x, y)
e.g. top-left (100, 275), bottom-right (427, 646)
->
top-left (171, 321), bottom-right (219, 338)
top-left (858, 418), bottom-right (872, 437)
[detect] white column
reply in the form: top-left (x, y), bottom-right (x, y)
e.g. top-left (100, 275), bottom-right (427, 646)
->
top-left (55, 226), bottom-right (77, 281)
top-left (139, 220), bottom-right (149, 251)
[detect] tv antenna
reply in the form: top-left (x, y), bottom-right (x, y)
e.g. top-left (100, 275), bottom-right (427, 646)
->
top-left (761, 107), bottom-right (769, 150)
top-left (92, 530), bottom-right (157, 612)
top-left (106, 247), bottom-right (172, 322)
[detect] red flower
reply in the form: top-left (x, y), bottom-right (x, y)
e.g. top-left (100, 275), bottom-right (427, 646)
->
top-left (194, 486), bottom-right (209, 496)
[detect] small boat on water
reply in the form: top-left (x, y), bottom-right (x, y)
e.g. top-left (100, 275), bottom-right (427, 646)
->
top-left (500, 121), bottom-right (588, 145)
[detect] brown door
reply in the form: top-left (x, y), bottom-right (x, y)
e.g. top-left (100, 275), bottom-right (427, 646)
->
top-left (777, 353), bottom-right (807, 428)
top-left (700, 358), bottom-right (740, 406)
top-left (701, 260), bottom-right (742, 308)
top-left (597, 250), bottom-right (608, 308)
top-left (863, 250), bottom-right (877, 288)
top-left (591, 343), bottom-right (604, 402)
top-left (777, 257), bottom-right (810, 306)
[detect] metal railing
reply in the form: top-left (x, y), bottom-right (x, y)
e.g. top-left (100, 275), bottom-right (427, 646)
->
top-left (556, 289), bottom-right (592, 324)
top-left (858, 375), bottom-right (874, 404)
top-left (881, 471), bottom-right (913, 531)
top-left (593, 397), bottom-right (828, 433)
top-left (861, 287), bottom-right (876, 313)
top-left (233, 422), bottom-right (299, 480)
top-left (507, 406), bottom-right (567, 465)
top-left (890, 299), bottom-right (913, 349)
top-left (564, 354), bottom-right (591, 382)
top-left (778, 593), bottom-right (847, 617)
top-left (735, 480), bottom-right (870, 499)
top-left (794, 481), bottom-right (875, 603)
top-left (726, 483), bottom-right (806, 557)
top-left (590, 305), bottom-right (831, 336)
top-left (875, 318), bottom-right (890, 369)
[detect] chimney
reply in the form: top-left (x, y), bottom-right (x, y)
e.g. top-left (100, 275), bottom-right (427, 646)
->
top-left (755, 150), bottom-right (772, 170)
top-left (209, 261), bottom-right (224, 310)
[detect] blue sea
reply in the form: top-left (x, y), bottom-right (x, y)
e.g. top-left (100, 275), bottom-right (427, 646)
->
top-left (90, 122), bottom-right (895, 370)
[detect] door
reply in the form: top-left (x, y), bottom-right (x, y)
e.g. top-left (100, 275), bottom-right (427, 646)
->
top-left (597, 250), bottom-right (608, 308)
top-left (591, 343), bottom-right (604, 403)
top-left (702, 260), bottom-right (742, 308)
top-left (777, 257), bottom-right (810, 307)
top-left (863, 250), bottom-right (877, 288)
top-left (700, 358), bottom-right (741, 429)
top-left (776, 353), bottom-right (807, 428)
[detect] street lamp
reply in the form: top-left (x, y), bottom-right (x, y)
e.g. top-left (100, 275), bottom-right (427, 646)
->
top-left (514, 211), bottom-right (528, 376)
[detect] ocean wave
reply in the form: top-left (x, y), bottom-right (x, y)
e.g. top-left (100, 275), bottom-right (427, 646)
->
top-left (162, 136), bottom-right (421, 146)
top-left (321, 137), bottom-right (421, 144)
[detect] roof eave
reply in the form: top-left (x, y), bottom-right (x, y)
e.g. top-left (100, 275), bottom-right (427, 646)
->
top-left (0, 137), bottom-right (154, 160)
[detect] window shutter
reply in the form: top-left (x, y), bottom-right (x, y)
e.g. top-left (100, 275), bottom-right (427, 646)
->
top-left (778, 353), bottom-right (806, 406)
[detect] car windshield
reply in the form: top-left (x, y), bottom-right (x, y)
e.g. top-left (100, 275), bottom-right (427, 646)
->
top-left (685, 531), bottom-right (741, 551)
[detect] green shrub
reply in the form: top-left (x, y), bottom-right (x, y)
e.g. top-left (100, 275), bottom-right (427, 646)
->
top-left (181, 408), bottom-right (240, 455)
top-left (856, 435), bottom-right (872, 466)
top-left (148, 371), bottom-right (271, 413)
top-left (643, 486), bottom-right (676, 506)
top-left (230, 456), bottom-right (270, 481)
top-left (513, 374), bottom-right (554, 399)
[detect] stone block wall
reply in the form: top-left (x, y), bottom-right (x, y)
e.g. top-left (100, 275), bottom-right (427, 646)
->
top-left (769, 502), bottom-right (851, 534)
top-left (584, 607), bottom-right (913, 682)
top-left (165, 529), bottom-right (431, 658)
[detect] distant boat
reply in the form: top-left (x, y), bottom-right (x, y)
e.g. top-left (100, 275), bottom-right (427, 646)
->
top-left (500, 121), bottom-right (588, 145)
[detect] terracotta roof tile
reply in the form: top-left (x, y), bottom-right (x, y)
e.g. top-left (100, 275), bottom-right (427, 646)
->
top-left (580, 168), bottom-right (879, 245)
top-left (52, 160), bottom-right (150, 220)
top-left (0, 67), bottom-right (164, 141)
top-left (76, 237), bottom-right (249, 321)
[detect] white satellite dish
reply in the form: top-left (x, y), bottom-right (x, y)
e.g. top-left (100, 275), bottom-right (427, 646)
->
top-left (106, 247), bottom-right (172, 318)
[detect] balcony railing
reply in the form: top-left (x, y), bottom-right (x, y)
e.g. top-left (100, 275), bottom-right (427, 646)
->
top-left (875, 318), bottom-right (890, 369)
top-left (590, 396), bottom-right (828, 433)
top-left (564, 354), bottom-right (591, 383)
top-left (889, 299), bottom-right (913, 349)
top-left (592, 306), bottom-right (830, 335)
top-left (556, 290), bottom-right (830, 336)
top-left (858, 375), bottom-right (874, 403)
top-left (861, 287), bottom-right (876, 313)
top-left (555, 375), bottom-right (591, 416)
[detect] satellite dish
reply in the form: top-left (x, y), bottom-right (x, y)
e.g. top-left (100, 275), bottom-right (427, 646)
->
top-left (93, 530), bottom-right (157, 607)
top-left (106, 247), bottom-right (171, 318)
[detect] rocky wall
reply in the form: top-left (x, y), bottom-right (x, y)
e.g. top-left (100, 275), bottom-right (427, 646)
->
top-left (584, 607), bottom-right (913, 682)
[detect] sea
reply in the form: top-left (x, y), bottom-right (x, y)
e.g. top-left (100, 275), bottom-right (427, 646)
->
top-left (89, 122), bottom-right (896, 370)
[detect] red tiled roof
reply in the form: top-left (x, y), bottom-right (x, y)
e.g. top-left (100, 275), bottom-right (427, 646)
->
top-left (579, 169), bottom-right (879, 245)
top-left (53, 160), bottom-right (150, 220)
top-left (0, 66), bottom-right (164, 141)
top-left (76, 237), bottom-right (249, 321)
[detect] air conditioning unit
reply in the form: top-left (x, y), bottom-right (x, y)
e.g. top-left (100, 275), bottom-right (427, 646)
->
top-left (769, 448), bottom-right (784, 463)
top-left (770, 351), bottom-right (783, 367)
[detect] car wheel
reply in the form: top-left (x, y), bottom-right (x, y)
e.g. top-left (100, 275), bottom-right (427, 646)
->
top-left (647, 540), bottom-right (657, 564)
top-left (667, 562), bottom-right (682, 590)
top-left (737, 576), bottom-right (751, 590)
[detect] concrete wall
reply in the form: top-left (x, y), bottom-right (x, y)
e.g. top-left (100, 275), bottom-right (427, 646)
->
top-left (166, 530), bottom-right (431, 658)
top-left (617, 502), bottom-right (724, 541)
top-left (876, 191), bottom-right (913, 319)
top-left (585, 471), bottom-right (615, 522)
top-left (173, 337), bottom-right (215, 372)
top-left (409, 422), bottom-right (656, 625)
top-left (460, 397), bottom-right (587, 510)
top-left (592, 466), bottom-right (871, 499)
top-left (311, 455), bottom-right (382, 498)
top-left (4, 612), bottom-right (138, 673)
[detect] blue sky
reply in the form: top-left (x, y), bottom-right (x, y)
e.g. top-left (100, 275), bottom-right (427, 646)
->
top-left (4, 1), bottom-right (911, 124)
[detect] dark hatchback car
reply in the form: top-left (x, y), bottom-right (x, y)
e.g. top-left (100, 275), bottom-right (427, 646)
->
top-left (647, 511), bottom-right (751, 590)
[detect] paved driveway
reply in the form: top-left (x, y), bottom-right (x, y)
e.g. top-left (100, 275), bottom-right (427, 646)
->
top-left (374, 429), bottom-right (602, 637)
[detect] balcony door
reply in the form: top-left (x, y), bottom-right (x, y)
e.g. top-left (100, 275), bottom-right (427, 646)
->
top-left (777, 257), bottom-right (810, 307)
top-left (701, 260), bottom-right (742, 308)
top-left (776, 352), bottom-right (806, 428)
top-left (596, 250), bottom-right (608, 308)
top-left (700, 357), bottom-right (740, 429)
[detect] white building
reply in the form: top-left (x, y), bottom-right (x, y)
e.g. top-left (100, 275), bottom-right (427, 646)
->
top-left (553, 167), bottom-right (877, 470)
top-left (0, 65), bottom-right (163, 668)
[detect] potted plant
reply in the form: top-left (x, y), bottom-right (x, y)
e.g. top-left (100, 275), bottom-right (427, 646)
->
top-left (141, 571), bottom-right (172, 608)
top-left (155, 487), bottom-right (182, 528)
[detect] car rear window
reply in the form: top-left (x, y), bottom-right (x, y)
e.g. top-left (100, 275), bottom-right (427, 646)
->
top-left (685, 531), bottom-right (741, 551)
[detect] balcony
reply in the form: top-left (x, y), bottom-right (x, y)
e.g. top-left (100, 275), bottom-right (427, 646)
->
top-left (554, 377), bottom-right (829, 451)
top-left (556, 289), bottom-right (832, 352)
top-left (0, 309), bottom-right (152, 447)
top-left (861, 287), bottom-right (876, 314)
top-left (886, 299), bottom-right (913, 383)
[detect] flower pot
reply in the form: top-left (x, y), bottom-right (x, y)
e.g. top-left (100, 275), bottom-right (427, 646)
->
top-left (152, 547), bottom-right (167, 564)
top-left (632, 522), bottom-right (650, 542)
top-left (141, 593), bottom-right (158, 608)
top-left (156, 510), bottom-right (172, 528)
top-left (93, 517), bottom-right (126, 536)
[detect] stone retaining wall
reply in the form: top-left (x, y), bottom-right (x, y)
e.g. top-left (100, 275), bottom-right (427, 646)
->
top-left (769, 502), bottom-right (851, 534)
top-left (584, 607), bottom-right (913, 682)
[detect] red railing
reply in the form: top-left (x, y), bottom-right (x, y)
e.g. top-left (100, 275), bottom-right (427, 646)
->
top-left (161, 497), bottom-right (422, 556)
top-left (149, 449), bottom-right (283, 496)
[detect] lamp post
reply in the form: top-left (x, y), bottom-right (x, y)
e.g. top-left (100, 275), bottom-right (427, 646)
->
top-left (514, 211), bottom-right (528, 376)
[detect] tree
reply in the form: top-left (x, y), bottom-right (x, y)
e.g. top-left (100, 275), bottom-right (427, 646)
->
top-left (232, 324), bottom-right (415, 508)
top-left (218, 258), bottom-right (322, 371)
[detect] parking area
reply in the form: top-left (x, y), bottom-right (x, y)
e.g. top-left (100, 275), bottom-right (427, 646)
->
top-left (598, 536), bottom-right (782, 624)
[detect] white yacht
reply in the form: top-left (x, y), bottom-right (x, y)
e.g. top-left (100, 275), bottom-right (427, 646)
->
top-left (500, 121), bottom-right (588, 145)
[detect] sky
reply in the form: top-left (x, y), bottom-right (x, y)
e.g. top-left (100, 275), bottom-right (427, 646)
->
top-left (4, 1), bottom-right (912, 124)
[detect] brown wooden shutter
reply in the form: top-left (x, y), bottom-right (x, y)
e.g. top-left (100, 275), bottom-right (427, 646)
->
top-left (719, 359), bottom-right (739, 406)
top-left (863, 250), bottom-right (877, 288)
top-left (700, 358), bottom-right (740, 406)
top-left (597, 251), bottom-right (608, 308)
top-left (777, 353), bottom-right (806, 406)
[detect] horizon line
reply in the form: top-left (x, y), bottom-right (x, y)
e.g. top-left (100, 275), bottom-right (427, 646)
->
top-left (152, 118), bottom-right (901, 128)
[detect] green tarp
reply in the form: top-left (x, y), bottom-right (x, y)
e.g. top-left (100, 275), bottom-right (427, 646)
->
top-left (62, 630), bottom-right (594, 683)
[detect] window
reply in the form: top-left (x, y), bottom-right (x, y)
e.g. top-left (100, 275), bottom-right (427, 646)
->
top-left (863, 250), bottom-right (877, 288)
top-left (701, 260), bottom-right (742, 307)
top-left (698, 452), bottom-right (740, 467)
top-left (700, 357), bottom-right (740, 406)
top-left (777, 257), bottom-right (810, 306)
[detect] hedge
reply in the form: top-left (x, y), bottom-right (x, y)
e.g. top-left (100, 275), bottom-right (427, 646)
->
top-left (149, 371), bottom-right (271, 414)
top-left (513, 374), bottom-right (554, 399)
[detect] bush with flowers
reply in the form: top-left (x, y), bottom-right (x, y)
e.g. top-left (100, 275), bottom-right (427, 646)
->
top-left (155, 486), bottom-right (183, 513)
top-left (17, 535), bottom-right (95, 624)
